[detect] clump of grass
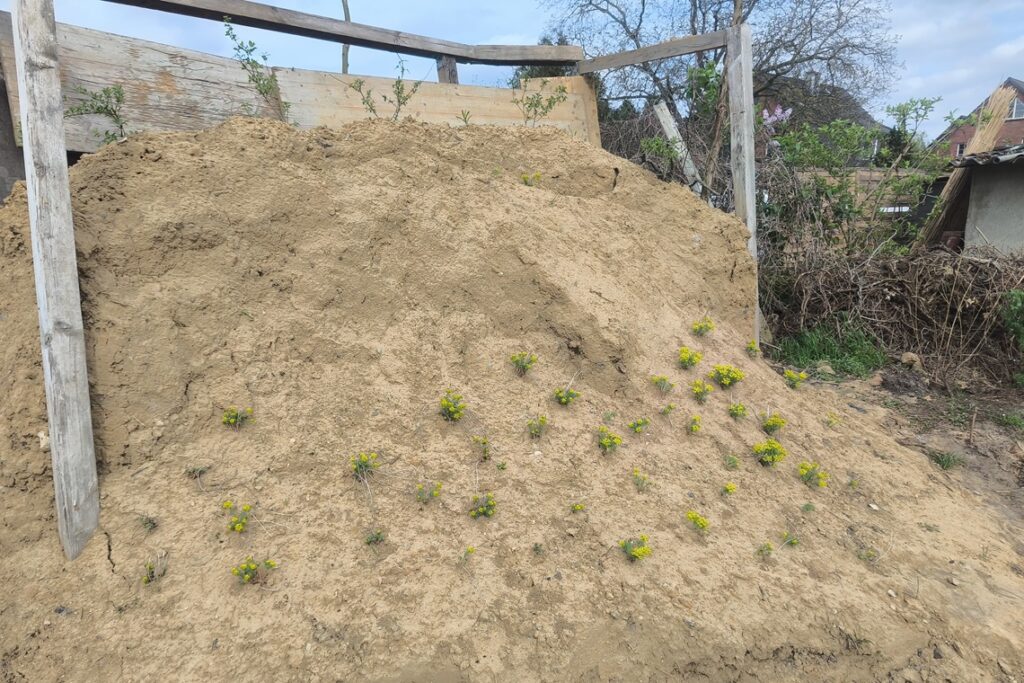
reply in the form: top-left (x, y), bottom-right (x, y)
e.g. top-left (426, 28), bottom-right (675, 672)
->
top-left (472, 435), bottom-right (491, 461)
top-left (798, 461), bottom-right (829, 488)
top-left (660, 402), bottom-right (677, 416)
top-left (690, 379), bottom-right (714, 404)
top-left (688, 415), bottom-right (702, 434)
top-left (416, 481), bottom-right (442, 504)
top-left (597, 425), bottom-right (623, 453)
top-left (140, 515), bottom-right (158, 532)
top-left (708, 364), bottom-right (745, 388)
top-left (753, 439), bottom-right (787, 467)
top-left (746, 340), bottom-right (760, 358)
top-left (756, 542), bottom-right (774, 558)
top-left (365, 530), bottom-right (385, 545)
top-left (222, 500), bottom-right (252, 533)
top-left (994, 412), bottom-right (1024, 431)
top-left (510, 352), bottom-right (538, 375)
top-left (723, 454), bottom-right (739, 470)
top-left (627, 417), bottom-right (651, 433)
top-left (784, 369), bottom-right (809, 389)
top-left (722, 482), bottom-right (737, 496)
top-left (618, 535), bottom-right (651, 562)
top-left (728, 402), bottom-right (748, 419)
top-left (650, 374), bottom-right (676, 392)
top-left (554, 387), bottom-right (580, 406)
top-left (532, 542), bottom-right (544, 555)
top-left (685, 510), bottom-right (709, 534)
top-left (469, 492), bottom-right (497, 518)
top-left (527, 415), bottom-right (548, 438)
top-left (780, 531), bottom-right (799, 548)
top-left (222, 406), bottom-right (253, 429)
top-left (692, 315), bottom-right (715, 336)
top-left (760, 412), bottom-right (786, 435)
top-left (231, 556), bottom-right (277, 584)
top-left (570, 502), bottom-right (586, 513)
top-left (678, 346), bottom-right (703, 369)
top-left (801, 502), bottom-right (816, 513)
top-left (440, 390), bottom-right (466, 421)
top-left (774, 325), bottom-right (886, 378)
top-left (350, 452), bottom-right (380, 479)
top-left (632, 467), bottom-right (650, 492)
top-left (928, 450), bottom-right (963, 470)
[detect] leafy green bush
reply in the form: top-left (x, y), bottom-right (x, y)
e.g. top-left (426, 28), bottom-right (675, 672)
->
top-left (774, 325), bottom-right (886, 377)
top-left (1003, 290), bottom-right (1024, 351)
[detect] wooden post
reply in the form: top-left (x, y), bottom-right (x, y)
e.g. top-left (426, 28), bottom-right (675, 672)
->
top-left (12, 0), bottom-right (99, 560)
top-left (653, 100), bottom-right (704, 198)
top-left (726, 23), bottom-right (759, 345)
top-left (435, 55), bottom-right (458, 84)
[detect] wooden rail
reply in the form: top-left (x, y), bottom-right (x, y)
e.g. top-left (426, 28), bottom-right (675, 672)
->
top-left (577, 31), bottom-right (727, 74)
top-left (101, 0), bottom-right (583, 66)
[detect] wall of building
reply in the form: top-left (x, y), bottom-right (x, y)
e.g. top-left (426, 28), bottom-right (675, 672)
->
top-left (946, 118), bottom-right (1024, 158)
top-left (964, 164), bottom-right (1024, 253)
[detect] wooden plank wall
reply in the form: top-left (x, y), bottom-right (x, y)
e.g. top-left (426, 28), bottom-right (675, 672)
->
top-left (0, 11), bottom-right (600, 153)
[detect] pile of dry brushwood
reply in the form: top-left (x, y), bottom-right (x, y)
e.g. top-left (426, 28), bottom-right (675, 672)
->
top-left (764, 247), bottom-right (1024, 385)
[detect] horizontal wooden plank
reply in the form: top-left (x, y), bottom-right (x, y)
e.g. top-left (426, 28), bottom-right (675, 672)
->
top-left (100, 0), bottom-right (583, 65)
top-left (577, 31), bottom-right (727, 74)
top-left (0, 11), bottom-right (600, 152)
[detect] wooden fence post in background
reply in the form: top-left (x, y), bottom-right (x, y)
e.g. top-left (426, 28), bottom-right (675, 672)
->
top-left (435, 55), bottom-right (458, 84)
top-left (726, 23), bottom-right (759, 345)
top-left (12, 0), bottom-right (99, 560)
top-left (653, 100), bottom-right (705, 198)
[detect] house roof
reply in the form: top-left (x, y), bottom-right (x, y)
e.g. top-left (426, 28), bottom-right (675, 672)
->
top-left (932, 77), bottom-right (1024, 145)
top-left (951, 142), bottom-right (1024, 167)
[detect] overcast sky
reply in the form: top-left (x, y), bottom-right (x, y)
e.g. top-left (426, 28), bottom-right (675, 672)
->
top-left (0, 0), bottom-right (1021, 139)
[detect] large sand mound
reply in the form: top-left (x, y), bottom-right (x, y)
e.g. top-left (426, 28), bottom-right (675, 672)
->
top-left (1, 117), bottom-right (1021, 681)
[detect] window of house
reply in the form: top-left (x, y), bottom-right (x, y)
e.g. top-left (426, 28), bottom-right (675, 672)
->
top-left (1010, 98), bottom-right (1024, 120)
top-left (955, 142), bottom-right (966, 156)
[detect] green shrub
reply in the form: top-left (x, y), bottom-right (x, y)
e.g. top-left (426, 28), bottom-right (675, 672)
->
top-left (222, 406), bottom-right (253, 429)
top-left (928, 450), bottom-right (962, 470)
top-left (554, 387), bottom-right (580, 406)
top-left (619, 535), bottom-right (651, 561)
top-left (1002, 289), bottom-right (1024, 351)
top-left (440, 390), bottom-right (466, 421)
top-left (365, 530), bottom-right (385, 545)
top-left (760, 412), bottom-right (786, 435)
top-left (728, 403), bottom-right (748, 419)
top-left (797, 461), bottom-right (829, 488)
top-left (753, 439), bottom-right (787, 467)
top-left (510, 351), bottom-right (538, 375)
top-left (678, 346), bottom-right (702, 369)
top-left (774, 325), bottom-right (886, 378)
top-left (708, 364), bottom-right (745, 388)
top-left (597, 425), bottom-right (623, 453)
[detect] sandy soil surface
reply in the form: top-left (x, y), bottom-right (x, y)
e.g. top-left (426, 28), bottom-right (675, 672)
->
top-left (1, 118), bottom-right (1021, 682)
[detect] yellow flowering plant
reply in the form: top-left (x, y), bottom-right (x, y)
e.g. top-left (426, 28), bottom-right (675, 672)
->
top-left (753, 439), bottom-right (788, 467)
top-left (627, 417), bottom-right (651, 433)
top-left (570, 502), bottom-right (586, 513)
top-left (222, 406), bottom-right (253, 429)
top-left (350, 452), bottom-right (379, 479)
top-left (678, 346), bottom-right (703, 369)
top-left (690, 379), bottom-right (714, 403)
top-left (708, 364), bottom-right (745, 388)
top-left (527, 415), bottom-right (548, 438)
top-left (141, 558), bottom-right (167, 585)
top-left (597, 425), bottom-right (623, 453)
top-left (469, 492), bottom-right (497, 519)
top-left (416, 481), bottom-right (443, 504)
top-left (632, 467), bottom-right (650, 492)
top-left (619, 534), bottom-right (652, 562)
top-left (760, 412), bottom-right (786, 435)
top-left (688, 415), bottom-right (702, 434)
top-left (231, 556), bottom-right (278, 585)
top-left (521, 171), bottom-right (542, 186)
top-left (650, 375), bottom-right (675, 392)
top-left (728, 402), bottom-right (747, 419)
top-left (798, 461), bottom-right (829, 488)
top-left (471, 435), bottom-right (490, 461)
top-left (554, 387), bottom-right (580, 406)
top-left (746, 340), bottom-right (760, 358)
top-left (660, 402), bottom-right (677, 416)
top-left (510, 351), bottom-right (538, 376)
top-left (784, 369), bottom-right (809, 389)
top-left (722, 482), bottom-right (737, 496)
top-left (222, 500), bottom-right (253, 533)
top-left (692, 315), bottom-right (715, 336)
top-left (686, 510), bottom-right (709, 534)
top-left (440, 390), bottom-right (466, 421)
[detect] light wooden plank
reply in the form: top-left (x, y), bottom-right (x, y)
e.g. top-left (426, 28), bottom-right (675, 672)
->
top-left (101, 0), bottom-right (583, 65)
top-left (577, 31), bottom-right (726, 74)
top-left (436, 56), bottom-right (458, 85)
top-left (12, 0), bottom-right (99, 560)
top-left (653, 100), bottom-right (704, 197)
top-left (726, 23), bottom-right (759, 344)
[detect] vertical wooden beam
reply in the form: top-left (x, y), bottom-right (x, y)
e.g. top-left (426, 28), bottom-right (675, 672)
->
top-left (653, 100), bottom-right (704, 198)
top-left (12, 0), bottom-right (99, 560)
top-left (435, 55), bottom-right (458, 84)
top-left (726, 23), bottom-right (759, 344)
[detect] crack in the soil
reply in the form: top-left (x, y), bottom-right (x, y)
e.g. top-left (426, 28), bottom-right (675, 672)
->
top-left (103, 531), bottom-right (116, 573)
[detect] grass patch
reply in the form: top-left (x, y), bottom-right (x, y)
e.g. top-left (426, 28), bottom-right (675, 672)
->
top-left (773, 325), bottom-right (887, 378)
top-left (994, 411), bottom-right (1024, 431)
top-left (928, 449), bottom-right (963, 470)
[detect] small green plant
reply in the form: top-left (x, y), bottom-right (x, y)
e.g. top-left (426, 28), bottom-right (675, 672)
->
top-left (678, 346), bottom-right (703, 369)
top-left (457, 109), bottom-right (472, 125)
top-left (688, 415), bottom-right (702, 434)
top-left (756, 542), bottom-right (774, 558)
top-left (618, 534), bottom-right (651, 562)
top-left (825, 412), bottom-right (842, 428)
top-left (223, 501), bottom-right (253, 533)
top-left (140, 516), bottom-right (158, 532)
top-left (801, 502), bottom-right (816, 513)
top-left (141, 558), bottom-right (167, 585)
top-left (722, 482), bottom-right (737, 496)
top-left (511, 78), bottom-right (568, 126)
top-left (469, 492), bottom-right (497, 519)
top-left (347, 57), bottom-right (422, 121)
top-left (928, 450), bottom-right (963, 470)
top-left (760, 412), bottom-right (786, 435)
top-left (1001, 289), bottom-right (1024, 351)
top-left (784, 369), bottom-right (809, 389)
top-left (570, 502), bottom-right (586, 513)
top-left (224, 19), bottom-right (290, 121)
top-left (692, 315), bottom-right (715, 336)
top-left (753, 439), bottom-right (788, 467)
top-left (527, 415), bottom-right (548, 438)
top-left (857, 547), bottom-right (879, 563)
top-left (231, 556), bottom-right (278, 584)
top-left (64, 84), bottom-right (129, 144)
top-left (728, 402), bottom-right (748, 419)
top-left (994, 412), bottom-right (1024, 431)
top-left (496, 461), bottom-right (507, 471)
top-left (597, 425), bottom-right (623, 453)
top-left (627, 417), bottom-right (651, 433)
top-left (222, 406), bottom-right (254, 429)
top-left (472, 435), bottom-right (491, 461)
top-left (660, 403), bottom-right (677, 416)
top-left (554, 387), bottom-right (580, 406)
top-left (510, 351), bottom-right (538, 375)
top-left (650, 375), bottom-right (675, 392)
top-left (639, 136), bottom-right (680, 180)
top-left (440, 390), bottom-right (466, 421)
top-left (365, 530), bottom-right (386, 545)
top-left (1014, 372), bottom-right (1024, 388)
top-left (686, 510), bottom-right (709, 534)
top-left (350, 452), bottom-right (380, 479)
top-left (708, 364), bottom-right (745, 388)
top-left (723, 454), bottom-right (739, 470)
top-left (416, 481), bottom-right (443, 504)
top-left (780, 531), bottom-right (799, 548)
top-left (521, 171), bottom-right (542, 186)
top-left (185, 465), bottom-right (210, 479)
top-left (460, 546), bottom-right (476, 563)
top-left (690, 379), bottom-right (714, 403)
top-left (798, 461), bottom-right (830, 488)
top-left (746, 340), bottom-right (760, 358)
top-left (532, 542), bottom-right (544, 555)
top-left (632, 467), bottom-right (650, 492)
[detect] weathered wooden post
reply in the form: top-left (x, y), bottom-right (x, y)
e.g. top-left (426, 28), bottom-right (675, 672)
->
top-left (12, 0), bottom-right (99, 559)
top-left (435, 55), bottom-right (458, 84)
top-left (726, 23), bottom-right (759, 345)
